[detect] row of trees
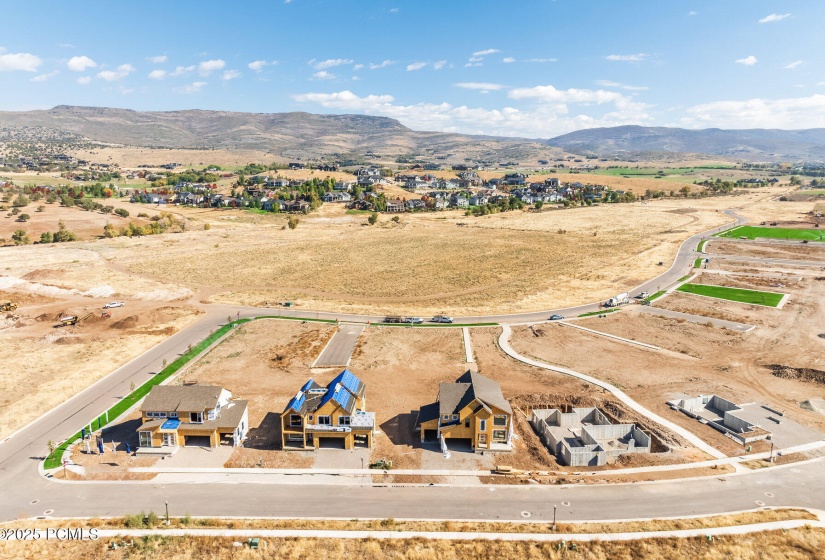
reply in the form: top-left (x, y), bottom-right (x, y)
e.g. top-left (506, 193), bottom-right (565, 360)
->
top-left (10, 220), bottom-right (78, 246)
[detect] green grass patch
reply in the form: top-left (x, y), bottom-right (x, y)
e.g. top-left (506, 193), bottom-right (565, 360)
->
top-left (676, 283), bottom-right (784, 307)
top-left (693, 258), bottom-right (703, 269)
top-left (647, 290), bottom-right (667, 302)
top-left (678, 274), bottom-right (693, 282)
top-left (346, 209), bottom-right (373, 215)
top-left (578, 308), bottom-right (621, 318)
top-left (44, 319), bottom-right (250, 469)
top-left (697, 239), bottom-right (707, 252)
top-left (715, 225), bottom-right (825, 241)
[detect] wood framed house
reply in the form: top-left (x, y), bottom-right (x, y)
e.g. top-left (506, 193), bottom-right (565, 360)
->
top-left (417, 370), bottom-right (513, 453)
top-left (136, 385), bottom-right (248, 453)
top-left (281, 369), bottom-right (375, 450)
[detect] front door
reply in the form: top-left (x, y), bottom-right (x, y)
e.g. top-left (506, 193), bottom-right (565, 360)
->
top-left (163, 433), bottom-right (176, 447)
top-left (478, 433), bottom-right (488, 447)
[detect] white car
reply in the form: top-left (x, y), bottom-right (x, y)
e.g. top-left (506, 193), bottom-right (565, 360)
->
top-left (431, 315), bottom-right (453, 323)
top-left (403, 317), bottom-right (424, 324)
top-left (103, 301), bottom-right (125, 309)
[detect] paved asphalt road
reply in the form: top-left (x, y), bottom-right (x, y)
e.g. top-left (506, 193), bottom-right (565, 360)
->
top-left (6, 207), bottom-right (824, 524)
top-left (312, 324), bottom-right (365, 367)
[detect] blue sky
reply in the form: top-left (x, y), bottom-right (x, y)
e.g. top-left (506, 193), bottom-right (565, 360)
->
top-left (1, 0), bottom-right (824, 138)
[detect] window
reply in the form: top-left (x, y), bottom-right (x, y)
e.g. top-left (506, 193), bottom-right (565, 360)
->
top-left (309, 415), bottom-right (314, 422)
top-left (451, 414), bottom-right (458, 421)
top-left (317, 415), bottom-right (331, 426)
top-left (493, 415), bottom-right (507, 427)
top-left (139, 431), bottom-right (152, 448)
top-left (442, 415), bottom-right (450, 421)
top-left (465, 420), bottom-right (470, 428)
top-left (190, 412), bottom-right (203, 423)
top-left (290, 414), bottom-right (302, 427)
top-left (338, 416), bottom-right (351, 426)
top-left (159, 412), bottom-right (167, 418)
top-left (479, 419), bottom-right (487, 431)
top-left (493, 430), bottom-right (507, 441)
top-left (169, 412), bottom-right (178, 418)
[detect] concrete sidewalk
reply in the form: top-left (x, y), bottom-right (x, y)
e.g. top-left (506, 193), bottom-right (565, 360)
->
top-left (11, 517), bottom-right (823, 542)
top-left (312, 324), bottom-right (364, 367)
top-left (634, 305), bottom-right (755, 333)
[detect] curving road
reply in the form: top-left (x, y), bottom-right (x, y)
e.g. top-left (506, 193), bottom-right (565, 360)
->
top-left (12, 207), bottom-right (823, 525)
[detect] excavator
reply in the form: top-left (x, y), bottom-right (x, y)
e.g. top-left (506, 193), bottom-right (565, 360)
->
top-left (56, 313), bottom-right (92, 327)
top-left (0, 301), bottom-right (18, 312)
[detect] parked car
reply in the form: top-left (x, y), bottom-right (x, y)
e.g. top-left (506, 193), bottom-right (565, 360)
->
top-left (548, 314), bottom-right (564, 321)
top-left (636, 291), bottom-right (649, 299)
top-left (431, 315), bottom-right (453, 323)
top-left (403, 317), bottom-right (424, 324)
top-left (103, 302), bottom-right (125, 309)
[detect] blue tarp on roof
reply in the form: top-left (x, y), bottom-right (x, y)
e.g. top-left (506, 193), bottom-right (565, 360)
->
top-left (331, 369), bottom-right (364, 397)
top-left (161, 418), bottom-right (181, 430)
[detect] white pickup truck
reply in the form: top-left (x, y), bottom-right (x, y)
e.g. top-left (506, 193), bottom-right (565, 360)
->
top-left (103, 301), bottom-right (125, 309)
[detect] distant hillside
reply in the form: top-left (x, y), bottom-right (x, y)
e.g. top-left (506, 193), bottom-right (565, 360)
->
top-left (546, 125), bottom-right (825, 161)
top-left (0, 106), bottom-right (560, 163)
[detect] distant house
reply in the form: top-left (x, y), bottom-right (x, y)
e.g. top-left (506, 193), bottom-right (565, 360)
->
top-left (289, 162), bottom-right (306, 170)
top-left (450, 195), bottom-right (469, 208)
top-left (417, 370), bottom-right (513, 453)
top-left (280, 369), bottom-right (375, 450)
top-left (265, 178), bottom-right (290, 188)
top-left (323, 192), bottom-right (352, 203)
top-left (136, 385), bottom-right (248, 451)
top-left (405, 199), bottom-right (425, 211)
top-left (385, 199), bottom-right (406, 212)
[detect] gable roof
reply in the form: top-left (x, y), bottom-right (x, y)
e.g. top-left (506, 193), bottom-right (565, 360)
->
top-left (435, 370), bottom-right (512, 416)
top-left (140, 385), bottom-right (224, 413)
top-left (283, 369), bottom-right (366, 416)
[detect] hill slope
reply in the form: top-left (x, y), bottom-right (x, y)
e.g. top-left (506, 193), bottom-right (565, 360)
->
top-left (0, 106), bottom-right (559, 163)
top-left (546, 125), bottom-right (825, 160)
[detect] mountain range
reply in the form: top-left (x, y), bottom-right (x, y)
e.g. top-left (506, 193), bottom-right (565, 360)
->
top-left (1, 106), bottom-right (824, 162)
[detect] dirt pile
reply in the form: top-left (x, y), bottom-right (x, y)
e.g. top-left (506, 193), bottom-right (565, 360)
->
top-left (111, 315), bottom-right (139, 329)
top-left (765, 364), bottom-right (825, 386)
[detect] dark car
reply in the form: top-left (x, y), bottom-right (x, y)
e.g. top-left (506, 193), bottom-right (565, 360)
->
top-left (549, 314), bottom-right (564, 320)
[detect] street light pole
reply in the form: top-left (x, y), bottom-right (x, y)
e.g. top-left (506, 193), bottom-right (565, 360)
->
top-left (552, 504), bottom-right (557, 531)
top-left (165, 501), bottom-right (170, 526)
top-left (769, 440), bottom-right (774, 463)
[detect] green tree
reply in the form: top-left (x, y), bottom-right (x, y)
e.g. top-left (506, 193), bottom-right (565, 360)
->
top-left (11, 229), bottom-right (30, 245)
top-left (287, 215), bottom-right (299, 230)
top-left (679, 185), bottom-right (691, 198)
top-left (368, 212), bottom-right (378, 225)
top-left (53, 220), bottom-right (77, 243)
top-left (534, 200), bottom-right (544, 210)
top-left (18, 213), bottom-right (30, 222)
top-left (36, 205), bottom-right (45, 212)
top-left (40, 231), bottom-right (53, 243)
top-left (103, 223), bottom-right (117, 238)
top-left (789, 175), bottom-right (801, 186)
top-left (12, 194), bottom-right (29, 207)
top-left (114, 208), bottom-right (129, 218)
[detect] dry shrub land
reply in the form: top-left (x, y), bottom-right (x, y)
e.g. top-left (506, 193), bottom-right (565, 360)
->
top-left (2, 528), bottom-right (823, 560)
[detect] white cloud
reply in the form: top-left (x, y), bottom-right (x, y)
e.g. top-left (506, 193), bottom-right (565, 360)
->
top-left (369, 60), bottom-right (395, 69)
top-left (784, 60), bottom-right (803, 70)
top-left (472, 48), bottom-right (499, 58)
top-left (464, 62), bottom-right (482, 68)
top-left (171, 65), bottom-right (195, 77)
top-left (67, 55), bottom-right (96, 72)
top-left (31, 70), bottom-right (59, 82)
top-left (455, 82), bottom-right (505, 91)
top-left (735, 55), bottom-right (758, 66)
top-left (688, 11), bottom-right (697, 16)
top-left (148, 69), bottom-right (167, 80)
top-left (389, 7), bottom-right (398, 12)
top-left (509, 84), bottom-right (628, 105)
top-left (77, 76), bottom-right (92, 85)
top-left (605, 53), bottom-right (647, 63)
top-left (248, 60), bottom-right (267, 72)
top-left (526, 58), bottom-right (557, 63)
top-left (313, 70), bottom-right (335, 80)
top-left (147, 55), bottom-right (167, 64)
top-left (683, 94), bottom-right (825, 129)
top-left (119, 86), bottom-right (134, 95)
top-left (292, 89), bottom-right (651, 138)
top-left (0, 52), bottom-right (41, 72)
top-left (433, 60), bottom-right (447, 70)
top-left (502, 57), bottom-right (515, 63)
top-left (759, 13), bottom-right (790, 24)
top-left (198, 59), bottom-right (225, 76)
top-left (311, 58), bottom-right (353, 70)
top-left (595, 79), bottom-right (649, 91)
top-left (353, 64), bottom-right (364, 71)
top-left (221, 69), bottom-right (240, 81)
top-left (174, 81), bottom-right (207, 94)
top-left (97, 63), bottom-right (135, 81)
top-left (407, 62), bottom-right (427, 71)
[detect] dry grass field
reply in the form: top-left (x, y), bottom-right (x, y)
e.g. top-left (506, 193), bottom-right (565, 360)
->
top-left (87, 198), bottom-right (730, 316)
top-left (1, 528), bottom-right (823, 560)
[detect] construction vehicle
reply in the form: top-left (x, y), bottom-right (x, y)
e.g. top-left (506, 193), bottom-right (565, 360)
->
top-left (57, 313), bottom-right (92, 327)
top-left (102, 311), bottom-right (111, 319)
top-left (369, 458), bottom-right (393, 470)
top-left (605, 292), bottom-right (630, 307)
top-left (0, 301), bottom-right (17, 312)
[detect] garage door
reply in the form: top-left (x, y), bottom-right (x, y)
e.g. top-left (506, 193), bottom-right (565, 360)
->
top-left (184, 435), bottom-right (212, 447)
top-left (423, 429), bottom-right (438, 442)
top-left (317, 436), bottom-right (346, 449)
